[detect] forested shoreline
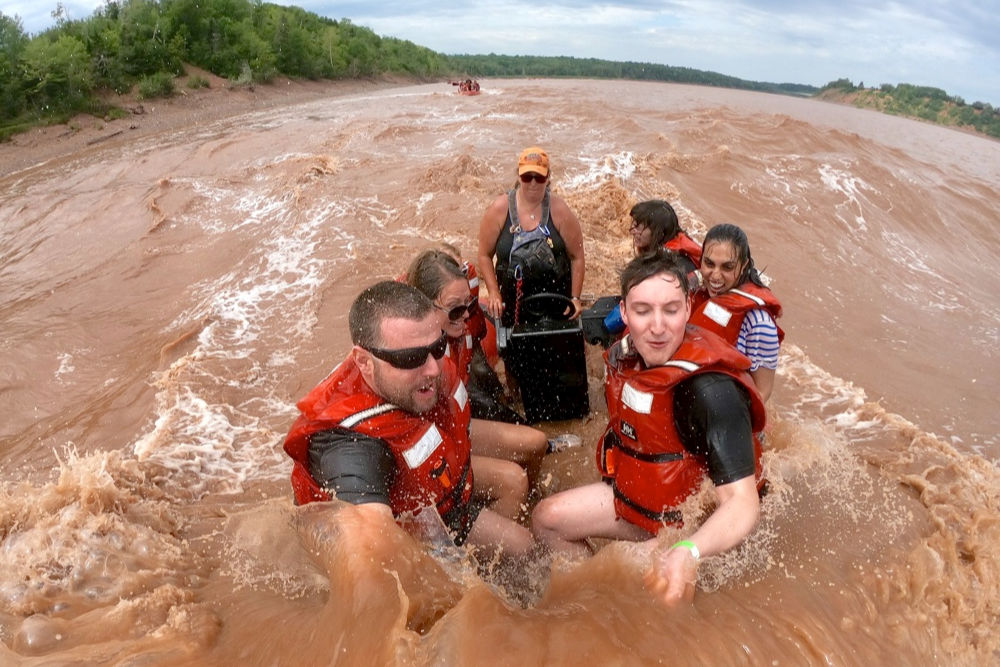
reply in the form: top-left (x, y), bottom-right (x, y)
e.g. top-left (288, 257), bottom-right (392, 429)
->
top-left (817, 78), bottom-right (999, 139)
top-left (2, 1), bottom-right (997, 141)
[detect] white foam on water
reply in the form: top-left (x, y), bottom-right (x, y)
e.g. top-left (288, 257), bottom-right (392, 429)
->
top-left (129, 183), bottom-right (374, 495)
top-left (133, 384), bottom-right (291, 494)
top-left (776, 344), bottom-right (870, 429)
top-left (563, 151), bottom-right (637, 190)
top-left (54, 353), bottom-right (75, 382)
top-left (762, 155), bottom-right (812, 199)
top-left (0, 449), bottom-right (196, 618)
top-left (354, 196), bottom-right (398, 229)
top-left (415, 192), bottom-right (434, 216)
top-left (879, 229), bottom-right (946, 282)
top-left (818, 162), bottom-right (878, 233)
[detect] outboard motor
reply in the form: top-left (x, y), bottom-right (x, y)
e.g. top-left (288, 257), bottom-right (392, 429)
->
top-left (498, 293), bottom-right (590, 423)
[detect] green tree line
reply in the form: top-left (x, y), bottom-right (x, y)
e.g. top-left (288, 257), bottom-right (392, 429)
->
top-left (446, 53), bottom-right (817, 97)
top-left (2, 2), bottom-right (996, 141)
top-left (819, 78), bottom-right (1000, 139)
top-left (0, 0), bottom-right (450, 139)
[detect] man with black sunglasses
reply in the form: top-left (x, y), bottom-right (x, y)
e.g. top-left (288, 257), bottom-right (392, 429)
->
top-left (283, 281), bottom-right (535, 562)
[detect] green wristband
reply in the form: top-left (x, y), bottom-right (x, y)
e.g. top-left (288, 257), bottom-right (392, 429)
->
top-left (671, 539), bottom-right (700, 560)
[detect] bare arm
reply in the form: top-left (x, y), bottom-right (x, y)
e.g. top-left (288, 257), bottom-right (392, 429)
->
top-left (477, 194), bottom-right (508, 319)
top-left (643, 474), bottom-right (760, 606)
top-left (331, 502), bottom-right (465, 632)
top-left (750, 367), bottom-right (776, 403)
top-left (550, 195), bottom-right (586, 317)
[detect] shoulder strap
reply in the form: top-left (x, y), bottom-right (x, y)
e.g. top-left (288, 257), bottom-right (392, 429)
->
top-left (539, 188), bottom-right (551, 231)
top-left (728, 287), bottom-right (766, 307)
top-left (507, 188), bottom-right (552, 233)
top-left (507, 189), bottom-right (521, 231)
top-left (339, 402), bottom-right (398, 429)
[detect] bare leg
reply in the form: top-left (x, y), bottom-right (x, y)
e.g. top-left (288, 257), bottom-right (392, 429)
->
top-left (531, 482), bottom-right (652, 558)
top-left (471, 454), bottom-right (528, 520)
top-left (469, 418), bottom-right (548, 492)
top-left (470, 418), bottom-right (547, 465)
top-left (465, 507), bottom-right (536, 561)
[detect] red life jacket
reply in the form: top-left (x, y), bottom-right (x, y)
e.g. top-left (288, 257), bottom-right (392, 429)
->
top-left (689, 282), bottom-right (785, 347)
top-left (282, 356), bottom-right (474, 521)
top-left (446, 334), bottom-right (475, 386)
top-left (598, 326), bottom-right (767, 534)
top-left (462, 261), bottom-right (488, 343)
top-left (664, 231), bottom-right (703, 268)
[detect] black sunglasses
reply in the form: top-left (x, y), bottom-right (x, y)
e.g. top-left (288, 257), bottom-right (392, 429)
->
top-left (519, 172), bottom-right (548, 184)
top-left (363, 332), bottom-right (448, 370)
top-left (436, 298), bottom-right (478, 321)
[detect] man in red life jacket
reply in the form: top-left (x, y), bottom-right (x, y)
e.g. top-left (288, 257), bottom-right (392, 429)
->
top-left (531, 249), bottom-right (766, 606)
top-left (283, 281), bottom-right (534, 561)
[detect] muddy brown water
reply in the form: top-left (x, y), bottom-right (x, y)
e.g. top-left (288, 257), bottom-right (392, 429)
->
top-left (1, 79), bottom-right (998, 665)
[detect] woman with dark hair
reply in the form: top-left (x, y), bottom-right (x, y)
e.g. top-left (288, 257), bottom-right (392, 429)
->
top-left (689, 223), bottom-right (784, 402)
top-left (407, 249), bottom-right (549, 517)
top-left (603, 199), bottom-right (702, 341)
top-left (629, 199), bottom-right (702, 274)
top-left (477, 146), bottom-right (585, 326)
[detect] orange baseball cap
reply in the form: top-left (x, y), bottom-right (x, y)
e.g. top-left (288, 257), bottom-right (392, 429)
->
top-left (517, 146), bottom-right (550, 176)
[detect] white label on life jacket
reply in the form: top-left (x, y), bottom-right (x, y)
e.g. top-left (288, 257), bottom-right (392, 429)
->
top-left (404, 425), bottom-right (443, 469)
top-left (622, 382), bottom-right (654, 414)
top-left (454, 381), bottom-right (468, 411)
top-left (664, 359), bottom-right (700, 373)
top-left (468, 276), bottom-right (480, 289)
top-left (729, 287), bottom-right (766, 306)
top-left (703, 300), bottom-right (733, 328)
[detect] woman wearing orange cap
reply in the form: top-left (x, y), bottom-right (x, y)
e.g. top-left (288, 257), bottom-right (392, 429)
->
top-left (477, 146), bottom-right (585, 327)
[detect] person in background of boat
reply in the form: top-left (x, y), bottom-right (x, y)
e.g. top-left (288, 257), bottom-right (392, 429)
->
top-left (630, 199), bottom-right (702, 274)
top-left (437, 241), bottom-right (489, 349)
top-left (689, 223), bottom-right (783, 402)
top-left (407, 249), bottom-right (548, 516)
top-left (605, 198), bottom-right (702, 337)
top-left (531, 250), bottom-right (766, 606)
top-left (478, 146), bottom-right (585, 327)
top-left (282, 281), bottom-right (535, 562)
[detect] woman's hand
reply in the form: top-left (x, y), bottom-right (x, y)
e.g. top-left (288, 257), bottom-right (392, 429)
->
top-left (486, 292), bottom-right (504, 320)
top-left (569, 297), bottom-right (583, 320)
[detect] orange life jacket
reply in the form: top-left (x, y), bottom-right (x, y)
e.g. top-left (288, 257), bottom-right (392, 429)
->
top-left (282, 356), bottom-right (474, 521)
top-left (446, 334), bottom-right (475, 386)
top-left (664, 231), bottom-right (703, 268)
top-left (462, 261), bottom-right (488, 343)
top-left (598, 326), bottom-right (766, 534)
top-left (689, 282), bottom-right (785, 347)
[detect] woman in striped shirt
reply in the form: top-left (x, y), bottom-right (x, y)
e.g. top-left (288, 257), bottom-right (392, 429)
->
top-left (689, 224), bottom-right (784, 402)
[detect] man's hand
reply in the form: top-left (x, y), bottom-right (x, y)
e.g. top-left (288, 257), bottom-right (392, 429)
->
top-left (643, 543), bottom-right (698, 607)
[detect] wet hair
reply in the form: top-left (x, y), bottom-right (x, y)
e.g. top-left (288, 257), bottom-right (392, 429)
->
top-left (349, 281), bottom-right (434, 349)
top-left (701, 223), bottom-right (766, 288)
top-left (436, 241), bottom-right (463, 264)
top-left (406, 249), bottom-right (465, 301)
top-left (629, 199), bottom-right (681, 250)
top-left (620, 248), bottom-right (691, 300)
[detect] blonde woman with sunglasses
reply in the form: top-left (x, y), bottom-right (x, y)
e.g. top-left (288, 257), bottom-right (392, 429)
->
top-left (408, 249), bottom-right (549, 519)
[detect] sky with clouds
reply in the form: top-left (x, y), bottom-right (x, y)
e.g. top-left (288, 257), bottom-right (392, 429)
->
top-left (6, 0), bottom-right (999, 105)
